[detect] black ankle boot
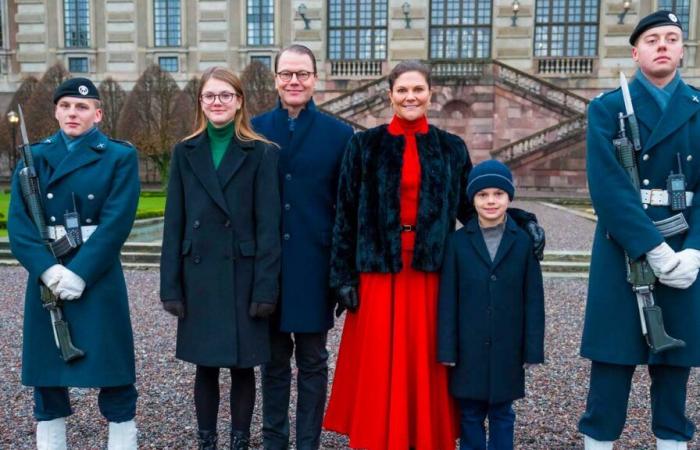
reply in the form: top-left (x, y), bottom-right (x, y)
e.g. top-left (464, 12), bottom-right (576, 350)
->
top-left (197, 430), bottom-right (218, 450)
top-left (230, 430), bottom-right (249, 450)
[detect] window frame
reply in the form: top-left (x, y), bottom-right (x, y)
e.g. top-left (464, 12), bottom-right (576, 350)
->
top-left (533, 0), bottom-right (601, 57)
top-left (154, 0), bottom-right (182, 48)
top-left (64, 0), bottom-right (90, 48)
top-left (429, 0), bottom-right (493, 60)
top-left (327, 0), bottom-right (388, 61)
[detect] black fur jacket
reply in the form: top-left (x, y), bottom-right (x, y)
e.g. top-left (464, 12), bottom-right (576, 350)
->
top-left (330, 124), bottom-right (474, 288)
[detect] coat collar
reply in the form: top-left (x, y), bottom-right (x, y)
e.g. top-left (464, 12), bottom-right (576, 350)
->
top-left (269, 99), bottom-right (318, 156)
top-left (631, 76), bottom-right (700, 152)
top-left (48, 128), bottom-right (108, 186)
top-left (184, 131), bottom-right (251, 218)
top-left (465, 215), bottom-right (518, 269)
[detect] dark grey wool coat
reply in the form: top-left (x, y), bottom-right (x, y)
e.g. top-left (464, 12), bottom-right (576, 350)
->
top-left (329, 124), bottom-right (473, 289)
top-left (160, 132), bottom-right (281, 368)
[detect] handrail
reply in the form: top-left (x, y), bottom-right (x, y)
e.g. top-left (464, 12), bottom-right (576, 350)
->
top-left (491, 114), bottom-right (587, 164)
top-left (317, 106), bottom-right (367, 131)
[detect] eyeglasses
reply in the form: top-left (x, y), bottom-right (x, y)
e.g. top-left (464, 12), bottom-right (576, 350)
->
top-left (200, 92), bottom-right (239, 104)
top-left (276, 71), bottom-right (315, 82)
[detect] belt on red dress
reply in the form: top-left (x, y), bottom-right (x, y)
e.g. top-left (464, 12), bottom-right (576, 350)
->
top-left (401, 224), bottom-right (416, 232)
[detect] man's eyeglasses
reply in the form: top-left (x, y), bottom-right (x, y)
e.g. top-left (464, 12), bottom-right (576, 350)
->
top-left (200, 92), bottom-right (239, 104)
top-left (276, 71), bottom-right (315, 82)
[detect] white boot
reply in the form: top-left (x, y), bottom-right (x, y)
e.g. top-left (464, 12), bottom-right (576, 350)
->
top-left (657, 438), bottom-right (688, 450)
top-left (584, 434), bottom-right (614, 450)
top-left (36, 418), bottom-right (67, 450)
top-left (107, 420), bottom-right (137, 450)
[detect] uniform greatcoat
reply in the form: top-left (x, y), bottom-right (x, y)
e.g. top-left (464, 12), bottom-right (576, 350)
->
top-left (9, 129), bottom-right (140, 387)
top-left (582, 77), bottom-right (700, 367)
top-left (160, 132), bottom-right (281, 368)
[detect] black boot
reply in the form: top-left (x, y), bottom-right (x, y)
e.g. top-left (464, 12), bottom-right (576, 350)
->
top-left (230, 430), bottom-right (249, 450)
top-left (197, 430), bottom-right (218, 450)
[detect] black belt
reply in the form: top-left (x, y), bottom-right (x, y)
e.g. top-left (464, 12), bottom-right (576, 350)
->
top-left (401, 224), bottom-right (416, 232)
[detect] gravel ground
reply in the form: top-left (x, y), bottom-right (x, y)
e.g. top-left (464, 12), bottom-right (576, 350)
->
top-left (2, 205), bottom-right (698, 449)
top-left (512, 200), bottom-right (597, 252)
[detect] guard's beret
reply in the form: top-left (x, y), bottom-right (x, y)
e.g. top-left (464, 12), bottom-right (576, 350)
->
top-left (53, 77), bottom-right (100, 104)
top-left (630, 10), bottom-right (683, 45)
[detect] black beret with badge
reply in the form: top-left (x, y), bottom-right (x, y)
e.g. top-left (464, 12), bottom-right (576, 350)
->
top-left (630, 10), bottom-right (683, 45)
top-left (53, 77), bottom-right (101, 104)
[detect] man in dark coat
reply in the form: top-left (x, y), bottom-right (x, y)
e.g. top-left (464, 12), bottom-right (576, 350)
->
top-left (8, 78), bottom-right (140, 449)
top-left (579, 11), bottom-right (700, 450)
top-left (251, 45), bottom-right (354, 449)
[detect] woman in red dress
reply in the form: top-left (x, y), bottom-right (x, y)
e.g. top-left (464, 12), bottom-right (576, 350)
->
top-left (324, 61), bottom-right (543, 449)
top-left (323, 61), bottom-right (466, 450)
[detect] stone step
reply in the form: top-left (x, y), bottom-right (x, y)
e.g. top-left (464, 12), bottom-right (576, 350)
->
top-left (120, 252), bottom-right (160, 264)
top-left (540, 261), bottom-right (589, 273)
top-left (542, 250), bottom-right (591, 262)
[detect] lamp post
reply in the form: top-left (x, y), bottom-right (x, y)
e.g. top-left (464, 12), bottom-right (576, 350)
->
top-left (618, 0), bottom-right (631, 24)
top-left (7, 110), bottom-right (18, 173)
top-left (402, 2), bottom-right (411, 29)
top-left (511, 0), bottom-right (520, 27)
top-left (298, 3), bottom-right (310, 30)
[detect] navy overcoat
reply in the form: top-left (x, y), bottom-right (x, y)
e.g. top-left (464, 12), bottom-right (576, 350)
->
top-left (252, 100), bottom-right (354, 333)
top-left (582, 77), bottom-right (700, 367)
top-left (437, 217), bottom-right (544, 403)
top-left (9, 129), bottom-right (140, 387)
top-left (160, 132), bottom-right (281, 368)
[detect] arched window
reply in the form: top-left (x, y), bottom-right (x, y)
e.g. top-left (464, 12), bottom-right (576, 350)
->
top-left (248, 0), bottom-right (275, 46)
top-left (658, 0), bottom-right (690, 39)
top-left (154, 0), bottom-right (181, 47)
top-left (430, 0), bottom-right (492, 60)
top-left (64, 0), bottom-right (90, 48)
top-left (327, 0), bottom-right (388, 60)
top-left (534, 0), bottom-right (599, 57)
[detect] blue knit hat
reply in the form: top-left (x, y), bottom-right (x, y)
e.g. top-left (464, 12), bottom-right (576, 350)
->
top-left (467, 160), bottom-right (515, 202)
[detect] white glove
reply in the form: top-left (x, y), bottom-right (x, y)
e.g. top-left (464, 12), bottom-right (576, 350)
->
top-left (40, 264), bottom-right (64, 294)
top-left (55, 268), bottom-right (86, 300)
top-left (658, 249), bottom-right (700, 289)
top-left (646, 242), bottom-right (680, 276)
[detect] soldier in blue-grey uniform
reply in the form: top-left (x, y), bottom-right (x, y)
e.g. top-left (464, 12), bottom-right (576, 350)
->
top-left (8, 78), bottom-right (140, 449)
top-left (579, 11), bottom-right (700, 450)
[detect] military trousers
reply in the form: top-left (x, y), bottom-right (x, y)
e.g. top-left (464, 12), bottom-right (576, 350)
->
top-left (34, 384), bottom-right (138, 423)
top-left (578, 361), bottom-right (695, 441)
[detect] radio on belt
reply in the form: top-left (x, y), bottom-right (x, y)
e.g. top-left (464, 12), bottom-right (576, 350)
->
top-left (63, 193), bottom-right (83, 246)
top-left (667, 153), bottom-right (687, 211)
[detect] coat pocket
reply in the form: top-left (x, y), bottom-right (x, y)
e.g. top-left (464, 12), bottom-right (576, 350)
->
top-left (239, 240), bottom-right (256, 257)
top-left (181, 239), bottom-right (192, 256)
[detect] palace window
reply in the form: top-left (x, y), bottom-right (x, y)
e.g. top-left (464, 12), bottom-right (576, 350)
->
top-left (68, 57), bottom-right (89, 73)
top-left (248, 0), bottom-right (274, 46)
top-left (64, 0), bottom-right (90, 48)
top-left (328, 0), bottom-right (388, 60)
top-left (534, 0), bottom-right (599, 57)
top-left (158, 56), bottom-right (179, 72)
top-left (658, 0), bottom-right (690, 39)
top-left (430, 0), bottom-right (492, 59)
top-left (154, 0), bottom-right (181, 47)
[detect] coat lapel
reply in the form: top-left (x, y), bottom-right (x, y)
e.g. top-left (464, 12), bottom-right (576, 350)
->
top-left (41, 132), bottom-right (68, 172)
top-left (286, 99), bottom-right (318, 165)
top-left (217, 136), bottom-right (252, 189)
top-left (466, 219), bottom-right (493, 268)
top-left (490, 217), bottom-right (518, 270)
top-left (629, 78), bottom-right (660, 136)
top-left (184, 133), bottom-right (231, 217)
top-left (643, 81), bottom-right (700, 152)
top-left (48, 130), bottom-right (106, 186)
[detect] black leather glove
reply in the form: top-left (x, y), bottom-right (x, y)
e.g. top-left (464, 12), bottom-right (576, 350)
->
top-left (162, 300), bottom-right (186, 319)
top-left (249, 302), bottom-right (276, 318)
top-left (525, 220), bottom-right (545, 261)
top-left (335, 285), bottom-right (359, 317)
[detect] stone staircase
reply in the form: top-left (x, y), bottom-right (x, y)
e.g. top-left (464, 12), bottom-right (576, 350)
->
top-left (0, 238), bottom-right (590, 278)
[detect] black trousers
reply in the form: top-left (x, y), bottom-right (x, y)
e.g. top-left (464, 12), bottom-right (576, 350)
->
top-left (578, 361), bottom-right (695, 441)
top-left (261, 330), bottom-right (328, 450)
top-left (34, 384), bottom-right (137, 422)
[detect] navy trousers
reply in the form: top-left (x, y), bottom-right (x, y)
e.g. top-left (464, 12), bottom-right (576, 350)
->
top-left (579, 361), bottom-right (695, 441)
top-left (261, 331), bottom-right (328, 450)
top-left (458, 398), bottom-right (515, 450)
top-left (34, 384), bottom-right (137, 422)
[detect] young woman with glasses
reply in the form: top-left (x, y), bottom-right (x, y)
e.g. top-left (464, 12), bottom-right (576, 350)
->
top-left (160, 66), bottom-right (281, 449)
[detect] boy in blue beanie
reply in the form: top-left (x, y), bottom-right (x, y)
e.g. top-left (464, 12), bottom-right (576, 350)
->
top-left (437, 159), bottom-right (545, 450)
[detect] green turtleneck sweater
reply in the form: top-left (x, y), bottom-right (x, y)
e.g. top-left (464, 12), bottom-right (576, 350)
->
top-left (207, 121), bottom-right (234, 169)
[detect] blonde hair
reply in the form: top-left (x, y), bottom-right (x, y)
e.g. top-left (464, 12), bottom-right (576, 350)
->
top-left (184, 66), bottom-right (274, 146)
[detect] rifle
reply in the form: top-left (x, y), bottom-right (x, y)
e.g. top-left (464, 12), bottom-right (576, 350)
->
top-left (615, 73), bottom-right (685, 354)
top-left (16, 105), bottom-right (85, 363)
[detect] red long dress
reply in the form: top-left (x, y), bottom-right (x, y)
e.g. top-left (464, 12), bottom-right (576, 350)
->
top-left (324, 115), bottom-right (459, 449)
